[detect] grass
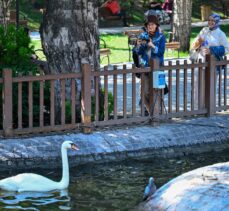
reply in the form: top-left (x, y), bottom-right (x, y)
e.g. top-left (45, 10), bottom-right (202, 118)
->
top-left (100, 25), bottom-right (228, 64)
top-left (18, 1), bottom-right (42, 30)
top-left (31, 24), bottom-right (229, 66)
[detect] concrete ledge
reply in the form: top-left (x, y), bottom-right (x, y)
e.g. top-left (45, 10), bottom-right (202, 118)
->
top-left (0, 113), bottom-right (228, 172)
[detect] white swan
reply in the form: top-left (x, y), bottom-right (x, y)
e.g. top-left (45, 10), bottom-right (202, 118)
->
top-left (0, 141), bottom-right (79, 192)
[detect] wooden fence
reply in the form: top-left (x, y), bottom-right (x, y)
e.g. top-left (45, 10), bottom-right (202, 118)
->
top-left (0, 55), bottom-right (228, 136)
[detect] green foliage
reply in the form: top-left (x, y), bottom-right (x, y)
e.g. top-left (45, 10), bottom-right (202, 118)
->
top-left (91, 89), bottom-right (114, 121)
top-left (0, 25), bottom-right (36, 76)
top-left (0, 25), bottom-right (45, 128)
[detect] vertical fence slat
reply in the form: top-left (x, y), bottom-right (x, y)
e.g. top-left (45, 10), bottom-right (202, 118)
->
top-left (61, 79), bottom-right (66, 125)
top-left (191, 62), bottom-right (195, 111)
top-left (3, 69), bottom-right (12, 136)
top-left (28, 73), bottom-right (33, 128)
top-left (132, 65), bottom-right (136, 117)
top-left (176, 61), bottom-right (180, 113)
top-left (168, 61), bottom-right (172, 113)
top-left (81, 64), bottom-right (91, 133)
top-left (183, 60), bottom-right (187, 112)
top-left (39, 80), bottom-right (44, 127)
top-left (18, 80), bottom-right (22, 129)
top-left (224, 63), bottom-right (227, 107)
top-left (205, 55), bottom-right (216, 116)
top-left (198, 60), bottom-right (205, 109)
top-left (50, 80), bottom-right (55, 126)
top-left (141, 73), bottom-right (145, 116)
top-left (218, 66), bottom-right (222, 107)
top-left (104, 66), bottom-right (108, 121)
top-left (123, 64), bottom-right (127, 118)
top-left (71, 79), bottom-right (76, 124)
top-left (113, 66), bottom-right (118, 120)
top-left (149, 59), bottom-right (160, 116)
top-left (95, 76), bottom-right (99, 121)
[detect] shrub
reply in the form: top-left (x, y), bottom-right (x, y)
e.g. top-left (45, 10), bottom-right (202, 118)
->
top-left (91, 88), bottom-right (114, 121)
top-left (0, 25), bottom-right (41, 128)
top-left (0, 24), bottom-right (36, 76)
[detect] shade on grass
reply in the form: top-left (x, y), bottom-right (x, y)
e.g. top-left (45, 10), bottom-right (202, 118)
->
top-left (31, 25), bottom-right (229, 66)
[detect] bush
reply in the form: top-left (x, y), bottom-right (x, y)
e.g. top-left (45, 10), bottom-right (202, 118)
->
top-left (91, 88), bottom-right (114, 121)
top-left (0, 25), bottom-right (42, 128)
top-left (0, 24), bottom-right (36, 76)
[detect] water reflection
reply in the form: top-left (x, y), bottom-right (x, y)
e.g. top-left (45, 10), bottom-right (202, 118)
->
top-left (0, 189), bottom-right (70, 210)
top-left (0, 147), bottom-right (229, 210)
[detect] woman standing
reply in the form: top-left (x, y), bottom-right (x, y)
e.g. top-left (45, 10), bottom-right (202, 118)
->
top-left (133, 15), bottom-right (166, 114)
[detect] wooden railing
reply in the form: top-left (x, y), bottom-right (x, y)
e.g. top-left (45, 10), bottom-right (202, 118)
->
top-left (0, 55), bottom-right (228, 136)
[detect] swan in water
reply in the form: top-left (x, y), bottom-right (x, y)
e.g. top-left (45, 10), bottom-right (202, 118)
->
top-left (0, 141), bottom-right (79, 192)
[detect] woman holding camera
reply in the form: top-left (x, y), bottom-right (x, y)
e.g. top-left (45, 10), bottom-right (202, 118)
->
top-left (132, 15), bottom-right (166, 114)
top-left (133, 15), bottom-right (166, 67)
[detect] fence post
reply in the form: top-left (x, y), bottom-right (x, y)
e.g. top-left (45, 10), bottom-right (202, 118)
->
top-left (2, 69), bottom-right (13, 136)
top-left (81, 63), bottom-right (91, 133)
top-left (149, 58), bottom-right (160, 117)
top-left (205, 54), bottom-right (215, 116)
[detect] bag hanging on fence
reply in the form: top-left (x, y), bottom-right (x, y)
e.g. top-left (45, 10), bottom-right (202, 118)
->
top-left (189, 49), bottom-right (199, 62)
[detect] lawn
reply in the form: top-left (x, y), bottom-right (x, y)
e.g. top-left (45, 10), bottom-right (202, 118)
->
top-left (32, 25), bottom-right (229, 66)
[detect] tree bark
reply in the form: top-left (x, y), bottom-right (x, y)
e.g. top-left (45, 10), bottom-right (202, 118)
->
top-left (41, 0), bottom-right (100, 74)
top-left (40, 0), bottom-right (99, 122)
top-left (0, 0), bottom-right (12, 31)
top-left (172, 0), bottom-right (192, 51)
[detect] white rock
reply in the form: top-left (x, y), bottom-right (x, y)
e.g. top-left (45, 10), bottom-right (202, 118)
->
top-left (138, 162), bottom-right (229, 211)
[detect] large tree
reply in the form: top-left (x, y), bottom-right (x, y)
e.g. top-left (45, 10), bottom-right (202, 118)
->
top-left (172, 0), bottom-right (192, 51)
top-left (41, 0), bottom-right (100, 74)
top-left (0, 0), bottom-right (11, 31)
top-left (40, 0), bottom-right (100, 121)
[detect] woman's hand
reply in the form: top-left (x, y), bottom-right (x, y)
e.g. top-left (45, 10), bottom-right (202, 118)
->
top-left (148, 40), bottom-right (155, 49)
top-left (202, 47), bottom-right (210, 55)
top-left (136, 38), bottom-right (142, 45)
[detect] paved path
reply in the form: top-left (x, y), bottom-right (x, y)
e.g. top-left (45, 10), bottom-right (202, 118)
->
top-left (0, 111), bottom-right (228, 172)
top-left (30, 19), bottom-right (229, 39)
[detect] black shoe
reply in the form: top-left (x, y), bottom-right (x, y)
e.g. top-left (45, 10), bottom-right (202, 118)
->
top-left (145, 109), bottom-right (149, 116)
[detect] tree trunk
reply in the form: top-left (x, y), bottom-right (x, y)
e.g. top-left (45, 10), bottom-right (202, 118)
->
top-left (40, 0), bottom-right (99, 122)
top-left (172, 0), bottom-right (192, 51)
top-left (41, 0), bottom-right (100, 74)
top-left (0, 0), bottom-right (12, 31)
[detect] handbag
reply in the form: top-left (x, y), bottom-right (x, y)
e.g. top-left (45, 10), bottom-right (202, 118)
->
top-left (189, 49), bottom-right (199, 62)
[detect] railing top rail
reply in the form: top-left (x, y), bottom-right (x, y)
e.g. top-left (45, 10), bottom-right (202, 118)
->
top-left (92, 67), bottom-right (150, 76)
top-left (215, 59), bottom-right (229, 66)
top-left (12, 72), bottom-right (82, 83)
top-left (161, 61), bottom-right (208, 71)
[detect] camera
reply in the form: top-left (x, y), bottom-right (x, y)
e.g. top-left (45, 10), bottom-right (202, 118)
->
top-left (138, 33), bottom-right (150, 43)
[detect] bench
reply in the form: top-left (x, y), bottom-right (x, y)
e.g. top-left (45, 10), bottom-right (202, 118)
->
top-left (7, 10), bottom-right (28, 27)
top-left (99, 7), bottom-right (131, 27)
top-left (124, 29), bottom-right (143, 61)
top-left (100, 48), bottom-right (111, 64)
top-left (165, 42), bottom-right (181, 58)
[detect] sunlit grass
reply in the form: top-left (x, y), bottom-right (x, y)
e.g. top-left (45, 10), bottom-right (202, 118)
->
top-left (31, 25), bottom-right (229, 66)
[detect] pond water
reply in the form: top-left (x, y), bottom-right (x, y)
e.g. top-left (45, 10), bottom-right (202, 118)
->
top-left (0, 147), bottom-right (229, 211)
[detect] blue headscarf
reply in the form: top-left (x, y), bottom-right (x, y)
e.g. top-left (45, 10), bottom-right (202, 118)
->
top-left (209, 14), bottom-right (220, 30)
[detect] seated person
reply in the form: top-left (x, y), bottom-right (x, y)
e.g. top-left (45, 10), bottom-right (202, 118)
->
top-left (162, 0), bottom-right (173, 19)
top-left (144, 1), bottom-right (170, 25)
top-left (99, 0), bottom-right (128, 26)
